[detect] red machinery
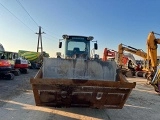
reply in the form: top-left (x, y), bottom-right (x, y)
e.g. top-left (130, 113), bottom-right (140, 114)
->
top-left (102, 48), bottom-right (116, 61)
top-left (102, 48), bottom-right (139, 77)
top-left (0, 59), bottom-right (14, 80)
top-left (0, 51), bottom-right (29, 76)
top-left (102, 48), bottom-right (136, 67)
top-left (0, 43), bottom-right (29, 79)
top-left (14, 58), bottom-right (29, 73)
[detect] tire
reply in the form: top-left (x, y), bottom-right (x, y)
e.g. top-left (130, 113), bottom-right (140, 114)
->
top-left (31, 62), bottom-right (36, 69)
top-left (20, 69), bottom-right (28, 74)
top-left (5, 73), bottom-right (14, 80)
top-left (12, 70), bottom-right (20, 76)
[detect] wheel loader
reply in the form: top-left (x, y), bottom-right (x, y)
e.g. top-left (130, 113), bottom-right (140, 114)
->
top-left (30, 35), bottom-right (136, 109)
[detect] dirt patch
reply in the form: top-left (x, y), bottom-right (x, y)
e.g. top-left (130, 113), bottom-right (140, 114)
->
top-left (0, 69), bottom-right (38, 106)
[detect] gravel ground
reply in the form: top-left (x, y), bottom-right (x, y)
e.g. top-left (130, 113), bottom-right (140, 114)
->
top-left (0, 70), bottom-right (160, 120)
top-left (0, 69), bottom-right (38, 106)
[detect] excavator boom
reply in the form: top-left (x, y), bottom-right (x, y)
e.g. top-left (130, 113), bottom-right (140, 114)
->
top-left (147, 32), bottom-right (160, 69)
top-left (118, 31), bottom-right (160, 92)
top-left (118, 43), bottom-right (147, 67)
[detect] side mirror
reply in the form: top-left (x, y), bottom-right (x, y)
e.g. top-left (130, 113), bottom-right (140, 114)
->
top-left (94, 43), bottom-right (98, 50)
top-left (59, 42), bottom-right (62, 48)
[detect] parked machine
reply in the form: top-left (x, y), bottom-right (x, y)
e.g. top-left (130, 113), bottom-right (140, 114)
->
top-left (0, 51), bottom-right (29, 75)
top-left (30, 34), bottom-right (136, 109)
top-left (18, 50), bottom-right (49, 69)
top-left (102, 48), bottom-right (117, 61)
top-left (102, 48), bottom-right (137, 77)
top-left (118, 31), bottom-right (160, 92)
top-left (0, 43), bottom-right (29, 77)
top-left (0, 57), bottom-right (14, 80)
top-left (0, 44), bottom-right (14, 79)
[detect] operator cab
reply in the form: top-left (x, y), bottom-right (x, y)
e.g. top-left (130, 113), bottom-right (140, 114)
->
top-left (59, 35), bottom-right (98, 59)
top-left (0, 51), bottom-right (18, 60)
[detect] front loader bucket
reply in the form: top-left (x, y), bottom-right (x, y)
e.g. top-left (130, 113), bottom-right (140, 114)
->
top-left (42, 58), bottom-right (117, 81)
top-left (30, 58), bottom-right (136, 109)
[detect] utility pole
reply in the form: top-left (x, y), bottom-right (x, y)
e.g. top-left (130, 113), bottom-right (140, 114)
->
top-left (36, 26), bottom-right (45, 53)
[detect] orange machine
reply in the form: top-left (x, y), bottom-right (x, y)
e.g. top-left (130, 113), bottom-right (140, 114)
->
top-left (0, 59), bottom-right (14, 80)
top-left (102, 48), bottom-right (116, 61)
top-left (102, 48), bottom-right (132, 66)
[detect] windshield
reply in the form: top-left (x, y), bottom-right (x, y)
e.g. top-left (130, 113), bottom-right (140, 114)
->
top-left (0, 52), bottom-right (18, 60)
top-left (65, 39), bottom-right (90, 58)
top-left (68, 41), bottom-right (86, 51)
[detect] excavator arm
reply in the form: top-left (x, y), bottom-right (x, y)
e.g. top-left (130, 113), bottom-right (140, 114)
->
top-left (118, 32), bottom-right (160, 93)
top-left (147, 32), bottom-right (160, 70)
top-left (118, 32), bottom-right (160, 70)
top-left (147, 31), bottom-right (160, 92)
top-left (118, 43), bottom-right (147, 67)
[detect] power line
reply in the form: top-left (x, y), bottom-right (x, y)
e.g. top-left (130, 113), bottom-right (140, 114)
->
top-left (0, 1), bottom-right (60, 41)
top-left (15, 0), bottom-right (59, 40)
top-left (16, 0), bottom-right (39, 27)
top-left (43, 35), bottom-right (56, 41)
top-left (42, 27), bottom-right (60, 39)
top-left (0, 2), bottom-right (35, 33)
top-left (45, 32), bottom-right (59, 39)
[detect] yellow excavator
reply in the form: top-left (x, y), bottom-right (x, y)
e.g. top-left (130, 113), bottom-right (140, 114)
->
top-left (118, 31), bottom-right (160, 92)
top-left (118, 44), bottom-right (148, 75)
